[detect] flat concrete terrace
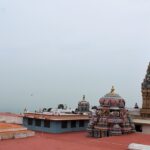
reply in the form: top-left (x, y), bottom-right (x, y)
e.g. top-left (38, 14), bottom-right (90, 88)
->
top-left (0, 112), bottom-right (23, 124)
top-left (0, 113), bottom-right (23, 118)
top-left (0, 122), bottom-right (21, 129)
top-left (24, 112), bottom-right (89, 120)
top-left (0, 123), bottom-right (34, 140)
top-left (0, 123), bottom-right (23, 129)
top-left (0, 132), bottom-right (150, 150)
top-left (0, 123), bottom-right (26, 132)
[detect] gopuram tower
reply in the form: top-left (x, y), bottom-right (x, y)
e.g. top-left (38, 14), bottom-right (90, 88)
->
top-left (141, 62), bottom-right (150, 118)
top-left (87, 86), bottom-right (135, 138)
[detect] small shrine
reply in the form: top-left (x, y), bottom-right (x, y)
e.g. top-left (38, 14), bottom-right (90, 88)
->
top-left (87, 86), bottom-right (135, 138)
top-left (77, 95), bottom-right (90, 113)
top-left (134, 103), bottom-right (139, 109)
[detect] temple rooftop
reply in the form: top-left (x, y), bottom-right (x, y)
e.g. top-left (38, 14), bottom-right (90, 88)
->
top-left (24, 112), bottom-right (89, 121)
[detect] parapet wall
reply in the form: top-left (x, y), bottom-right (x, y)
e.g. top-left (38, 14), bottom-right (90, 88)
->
top-left (0, 115), bottom-right (23, 124)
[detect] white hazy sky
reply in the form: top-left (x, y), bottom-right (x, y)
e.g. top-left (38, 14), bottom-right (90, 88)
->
top-left (0, 0), bottom-right (150, 113)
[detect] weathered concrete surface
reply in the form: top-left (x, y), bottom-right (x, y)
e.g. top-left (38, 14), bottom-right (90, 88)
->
top-left (0, 132), bottom-right (150, 150)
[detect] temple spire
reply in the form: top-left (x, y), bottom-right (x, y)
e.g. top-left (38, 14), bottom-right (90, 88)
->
top-left (110, 86), bottom-right (115, 94)
top-left (83, 95), bottom-right (85, 101)
top-left (141, 62), bottom-right (150, 117)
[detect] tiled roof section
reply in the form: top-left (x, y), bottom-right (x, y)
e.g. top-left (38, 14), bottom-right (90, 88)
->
top-left (24, 113), bottom-right (90, 121)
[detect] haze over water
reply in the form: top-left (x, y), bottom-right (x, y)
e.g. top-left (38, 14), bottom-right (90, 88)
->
top-left (0, 0), bottom-right (150, 113)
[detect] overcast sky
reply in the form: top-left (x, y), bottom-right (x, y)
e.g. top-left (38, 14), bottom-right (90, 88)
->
top-left (0, 0), bottom-right (150, 113)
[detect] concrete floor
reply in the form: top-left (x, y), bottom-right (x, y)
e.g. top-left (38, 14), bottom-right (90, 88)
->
top-left (0, 132), bottom-right (150, 150)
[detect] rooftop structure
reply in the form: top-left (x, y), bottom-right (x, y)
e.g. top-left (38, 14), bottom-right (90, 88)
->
top-left (23, 96), bottom-right (90, 133)
top-left (87, 86), bottom-right (135, 138)
top-left (77, 95), bottom-right (90, 113)
top-left (0, 112), bottom-right (23, 124)
top-left (0, 122), bottom-right (34, 140)
top-left (23, 112), bottom-right (89, 133)
top-left (134, 103), bottom-right (139, 109)
top-left (24, 112), bottom-right (89, 121)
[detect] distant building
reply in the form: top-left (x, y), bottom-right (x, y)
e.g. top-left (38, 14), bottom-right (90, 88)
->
top-left (22, 95), bottom-right (91, 133)
top-left (23, 113), bottom-right (89, 133)
top-left (77, 95), bottom-right (90, 113)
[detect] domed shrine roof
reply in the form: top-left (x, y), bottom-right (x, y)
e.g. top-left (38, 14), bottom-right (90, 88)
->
top-left (78, 95), bottom-right (90, 113)
top-left (78, 95), bottom-right (89, 106)
top-left (99, 86), bottom-right (125, 108)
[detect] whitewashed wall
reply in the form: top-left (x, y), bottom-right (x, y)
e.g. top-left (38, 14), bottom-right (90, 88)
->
top-left (142, 125), bottom-right (150, 134)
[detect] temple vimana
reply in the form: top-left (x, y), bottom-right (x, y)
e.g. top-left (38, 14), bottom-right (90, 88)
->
top-left (140, 62), bottom-right (150, 118)
top-left (87, 86), bottom-right (135, 138)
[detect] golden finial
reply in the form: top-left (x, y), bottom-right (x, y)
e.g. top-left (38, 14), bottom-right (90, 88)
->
top-left (110, 86), bottom-right (115, 94)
